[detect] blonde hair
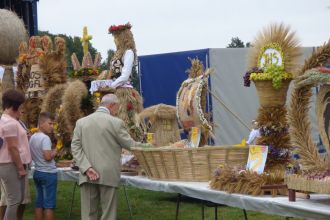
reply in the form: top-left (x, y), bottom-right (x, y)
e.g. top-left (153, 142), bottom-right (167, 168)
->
top-left (112, 29), bottom-right (137, 62)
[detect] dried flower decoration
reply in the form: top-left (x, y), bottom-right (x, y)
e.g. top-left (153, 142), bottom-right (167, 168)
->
top-left (108, 23), bottom-right (132, 34)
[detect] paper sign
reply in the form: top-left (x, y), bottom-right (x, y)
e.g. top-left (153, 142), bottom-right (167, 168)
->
top-left (28, 64), bottom-right (45, 93)
top-left (189, 127), bottom-right (201, 148)
top-left (246, 145), bottom-right (268, 174)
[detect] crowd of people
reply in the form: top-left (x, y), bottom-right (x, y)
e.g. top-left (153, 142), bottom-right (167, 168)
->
top-left (0, 23), bottom-right (147, 220)
top-left (0, 90), bottom-right (144, 220)
top-left (0, 89), bottom-right (59, 220)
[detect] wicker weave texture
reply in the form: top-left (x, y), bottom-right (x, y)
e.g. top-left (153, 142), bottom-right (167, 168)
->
top-left (254, 80), bottom-right (291, 107)
top-left (132, 146), bottom-right (249, 181)
top-left (287, 175), bottom-right (330, 194)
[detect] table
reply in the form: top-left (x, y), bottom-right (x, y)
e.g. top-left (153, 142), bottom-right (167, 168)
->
top-left (50, 169), bottom-right (330, 220)
top-left (123, 176), bottom-right (330, 220)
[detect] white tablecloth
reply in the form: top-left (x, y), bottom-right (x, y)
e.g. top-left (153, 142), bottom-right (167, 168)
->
top-left (123, 176), bottom-right (330, 220)
top-left (46, 169), bottom-right (330, 220)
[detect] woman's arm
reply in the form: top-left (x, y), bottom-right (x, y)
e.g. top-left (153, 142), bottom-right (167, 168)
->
top-left (5, 136), bottom-right (26, 178)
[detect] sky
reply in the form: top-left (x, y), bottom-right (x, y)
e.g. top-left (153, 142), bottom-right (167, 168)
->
top-left (38, 0), bottom-right (330, 60)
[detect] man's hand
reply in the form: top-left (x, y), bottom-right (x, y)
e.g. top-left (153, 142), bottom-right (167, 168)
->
top-left (86, 167), bottom-right (100, 181)
top-left (18, 168), bottom-right (27, 179)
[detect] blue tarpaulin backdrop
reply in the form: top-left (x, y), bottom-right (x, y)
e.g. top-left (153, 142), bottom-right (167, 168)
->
top-left (138, 49), bottom-right (209, 108)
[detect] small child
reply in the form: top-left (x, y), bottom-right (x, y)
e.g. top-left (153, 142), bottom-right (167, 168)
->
top-left (30, 112), bottom-right (57, 220)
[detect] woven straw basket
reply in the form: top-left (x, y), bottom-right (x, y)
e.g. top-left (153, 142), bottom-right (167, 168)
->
top-left (286, 175), bottom-right (330, 194)
top-left (131, 146), bottom-right (249, 181)
top-left (56, 160), bottom-right (72, 168)
top-left (253, 80), bottom-right (291, 107)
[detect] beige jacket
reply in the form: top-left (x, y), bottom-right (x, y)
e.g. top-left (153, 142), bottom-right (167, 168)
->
top-left (71, 107), bottom-right (138, 187)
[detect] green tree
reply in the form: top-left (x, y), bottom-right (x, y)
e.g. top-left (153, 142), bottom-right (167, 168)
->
top-left (100, 49), bottom-right (115, 70)
top-left (227, 37), bottom-right (246, 48)
top-left (131, 65), bottom-right (140, 91)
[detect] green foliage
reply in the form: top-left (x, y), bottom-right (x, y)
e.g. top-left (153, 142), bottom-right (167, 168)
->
top-left (266, 64), bottom-right (285, 89)
top-left (105, 49), bottom-right (116, 69)
top-left (131, 65), bottom-right (140, 91)
top-left (227, 37), bottom-right (245, 48)
top-left (227, 37), bottom-right (251, 48)
top-left (38, 30), bottom-right (99, 72)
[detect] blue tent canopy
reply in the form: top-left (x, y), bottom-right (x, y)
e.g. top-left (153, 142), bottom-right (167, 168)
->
top-left (138, 49), bottom-right (209, 107)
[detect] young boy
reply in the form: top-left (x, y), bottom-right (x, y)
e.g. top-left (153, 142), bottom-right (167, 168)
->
top-left (30, 112), bottom-right (57, 220)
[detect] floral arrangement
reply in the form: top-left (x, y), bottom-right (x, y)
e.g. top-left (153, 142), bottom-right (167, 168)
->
top-left (29, 127), bottom-right (39, 134)
top-left (244, 43), bottom-right (293, 89)
top-left (108, 23), bottom-right (132, 34)
top-left (69, 67), bottom-right (101, 78)
top-left (255, 106), bottom-right (292, 169)
top-left (70, 27), bottom-right (102, 80)
top-left (195, 76), bottom-right (212, 131)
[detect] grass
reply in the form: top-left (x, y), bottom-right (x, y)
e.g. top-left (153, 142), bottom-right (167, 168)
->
top-left (22, 181), bottom-right (301, 220)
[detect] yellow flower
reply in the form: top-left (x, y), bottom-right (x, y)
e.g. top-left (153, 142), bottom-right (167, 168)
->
top-left (94, 92), bottom-right (101, 97)
top-left (53, 122), bottom-right (59, 130)
top-left (56, 139), bottom-right (63, 150)
top-left (30, 127), bottom-right (39, 133)
top-left (58, 105), bottom-right (63, 113)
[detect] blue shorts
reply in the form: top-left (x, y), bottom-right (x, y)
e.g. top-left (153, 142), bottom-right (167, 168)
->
top-left (33, 170), bottom-right (57, 209)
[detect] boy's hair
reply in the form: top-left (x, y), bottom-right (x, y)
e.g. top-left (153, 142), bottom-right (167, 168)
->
top-left (2, 89), bottom-right (25, 111)
top-left (38, 112), bottom-right (54, 125)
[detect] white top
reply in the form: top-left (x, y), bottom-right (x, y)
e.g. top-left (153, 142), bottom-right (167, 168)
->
top-left (89, 49), bottom-right (134, 94)
top-left (110, 49), bottom-right (134, 88)
top-left (29, 132), bottom-right (57, 173)
top-left (246, 129), bottom-right (260, 144)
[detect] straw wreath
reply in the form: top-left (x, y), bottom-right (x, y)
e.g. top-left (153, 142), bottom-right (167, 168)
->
top-left (288, 40), bottom-right (330, 171)
top-left (297, 40), bottom-right (330, 77)
top-left (316, 85), bottom-right (330, 153)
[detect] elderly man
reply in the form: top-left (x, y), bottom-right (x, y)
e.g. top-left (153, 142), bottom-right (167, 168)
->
top-left (71, 94), bottom-right (147, 220)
